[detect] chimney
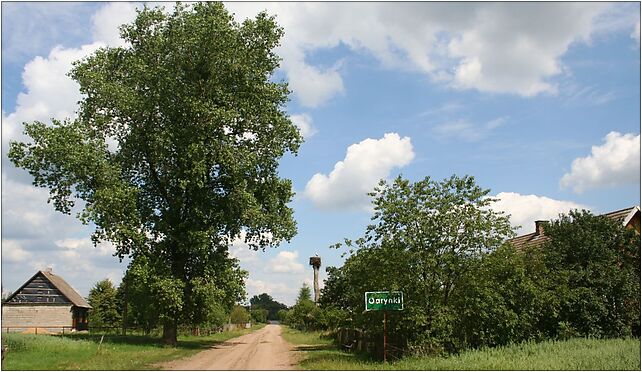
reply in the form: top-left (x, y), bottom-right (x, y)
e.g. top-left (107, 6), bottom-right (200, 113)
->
top-left (534, 220), bottom-right (547, 236)
top-left (44, 267), bottom-right (53, 274)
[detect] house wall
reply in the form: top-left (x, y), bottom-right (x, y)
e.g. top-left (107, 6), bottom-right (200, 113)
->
top-left (2, 304), bottom-right (73, 328)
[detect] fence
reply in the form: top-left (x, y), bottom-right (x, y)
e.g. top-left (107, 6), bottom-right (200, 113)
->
top-left (3, 326), bottom-right (75, 335)
top-left (2, 324), bottom-right (250, 337)
top-left (336, 327), bottom-right (407, 361)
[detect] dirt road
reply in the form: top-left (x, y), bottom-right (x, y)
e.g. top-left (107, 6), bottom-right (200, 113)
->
top-left (160, 324), bottom-right (298, 370)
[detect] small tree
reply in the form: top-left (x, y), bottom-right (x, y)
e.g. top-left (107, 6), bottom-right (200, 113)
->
top-left (230, 305), bottom-right (250, 326)
top-left (277, 309), bottom-right (289, 323)
top-left (88, 279), bottom-right (121, 329)
top-left (297, 284), bottom-right (312, 303)
top-left (250, 308), bottom-right (269, 324)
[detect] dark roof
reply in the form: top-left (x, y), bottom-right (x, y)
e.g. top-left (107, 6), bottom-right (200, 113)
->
top-left (508, 206), bottom-right (640, 251)
top-left (5, 270), bottom-right (91, 308)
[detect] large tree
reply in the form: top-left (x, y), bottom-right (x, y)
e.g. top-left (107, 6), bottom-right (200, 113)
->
top-left (9, 3), bottom-right (301, 345)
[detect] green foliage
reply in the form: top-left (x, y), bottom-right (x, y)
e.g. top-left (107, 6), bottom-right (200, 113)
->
top-left (8, 2), bottom-right (300, 344)
top-left (277, 309), bottom-right (289, 323)
top-left (448, 244), bottom-right (543, 350)
top-left (534, 210), bottom-right (640, 338)
top-left (323, 175), bottom-right (514, 351)
top-left (249, 293), bottom-right (288, 320)
top-left (297, 284), bottom-right (313, 303)
top-left (250, 308), bottom-right (269, 323)
top-left (323, 188), bottom-right (640, 357)
top-left (88, 279), bottom-right (122, 328)
top-left (2, 325), bottom-right (266, 370)
top-left (229, 305), bottom-right (250, 325)
top-left (119, 256), bottom-right (160, 333)
top-left (286, 333), bottom-right (641, 371)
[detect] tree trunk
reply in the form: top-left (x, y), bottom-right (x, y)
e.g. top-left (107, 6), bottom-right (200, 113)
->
top-left (162, 321), bottom-right (178, 346)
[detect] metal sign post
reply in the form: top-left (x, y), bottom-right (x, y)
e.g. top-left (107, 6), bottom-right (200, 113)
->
top-left (364, 291), bottom-right (403, 363)
top-left (383, 311), bottom-right (388, 363)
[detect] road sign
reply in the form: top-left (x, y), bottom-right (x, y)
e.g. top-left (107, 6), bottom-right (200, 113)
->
top-left (364, 291), bottom-right (403, 311)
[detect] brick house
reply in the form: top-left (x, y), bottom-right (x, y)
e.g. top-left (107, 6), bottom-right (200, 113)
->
top-left (508, 206), bottom-right (641, 250)
top-left (2, 269), bottom-right (91, 332)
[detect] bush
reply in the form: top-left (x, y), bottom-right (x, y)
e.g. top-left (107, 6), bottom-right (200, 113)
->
top-left (229, 305), bottom-right (250, 325)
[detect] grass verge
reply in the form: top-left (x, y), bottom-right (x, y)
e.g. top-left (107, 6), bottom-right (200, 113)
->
top-left (282, 327), bottom-right (641, 370)
top-left (1, 324), bottom-right (265, 370)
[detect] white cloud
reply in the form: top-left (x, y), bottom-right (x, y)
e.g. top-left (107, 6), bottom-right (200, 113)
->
top-left (0, 3), bottom-right (97, 64)
top-left (304, 133), bottom-right (415, 210)
top-left (226, 3), bottom-right (626, 105)
top-left (290, 113), bottom-right (318, 138)
top-left (55, 238), bottom-right (115, 257)
top-left (246, 279), bottom-right (297, 299)
top-left (432, 116), bottom-right (508, 142)
top-left (2, 240), bottom-right (33, 263)
top-left (227, 235), bottom-right (260, 265)
top-left (560, 82), bottom-right (616, 106)
top-left (1, 174), bottom-right (85, 240)
top-left (91, 2), bottom-right (139, 47)
top-left (633, 21), bottom-right (641, 43)
top-left (282, 55), bottom-right (345, 107)
top-left (2, 42), bottom-right (103, 153)
top-left (492, 192), bottom-right (589, 234)
top-left (560, 132), bottom-right (640, 193)
top-left (267, 251), bottom-right (305, 273)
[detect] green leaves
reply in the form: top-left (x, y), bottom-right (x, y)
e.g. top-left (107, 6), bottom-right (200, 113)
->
top-left (10, 2), bottom-right (301, 344)
top-left (324, 174), bottom-right (515, 351)
top-left (88, 279), bottom-right (121, 329)
top-left (538, 210), bottom-right (640, 338)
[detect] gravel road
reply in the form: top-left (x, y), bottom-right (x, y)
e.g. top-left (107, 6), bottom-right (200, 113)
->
top-left (159, 324), bottom-right (298, 370)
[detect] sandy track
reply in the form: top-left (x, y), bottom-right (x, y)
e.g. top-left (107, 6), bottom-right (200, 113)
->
top-left (160, 324), bottom-right (298, 370)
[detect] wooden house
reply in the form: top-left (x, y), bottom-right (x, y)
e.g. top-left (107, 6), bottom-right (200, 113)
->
top-left (508, 206), bottom-right (641, 250)
top-left (2, 269), bottom-right (91, 332)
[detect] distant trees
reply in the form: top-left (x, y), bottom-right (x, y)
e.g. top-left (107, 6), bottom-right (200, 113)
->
top-left (250, 308), bottom-right (269, 324)
top-left (87, 279), bottom-right (121, 328)
top-left (249, 293), bottom-right (288, 321)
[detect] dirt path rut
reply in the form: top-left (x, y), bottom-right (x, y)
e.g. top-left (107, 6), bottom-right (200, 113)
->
top-left (160, 324), bottom-right (298, 370)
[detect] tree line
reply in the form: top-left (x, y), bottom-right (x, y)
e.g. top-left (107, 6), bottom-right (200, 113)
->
top-left (88, 274), bottom-right (288, 335)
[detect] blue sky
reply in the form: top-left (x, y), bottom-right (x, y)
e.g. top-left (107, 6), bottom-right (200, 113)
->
top-left (2, 2), bottom-right (640, 306)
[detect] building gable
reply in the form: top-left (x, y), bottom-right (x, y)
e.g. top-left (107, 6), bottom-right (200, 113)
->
top-left (4, 272), bottom-right (72, 305)
top-left (4, 270), bottom-right (91, 308)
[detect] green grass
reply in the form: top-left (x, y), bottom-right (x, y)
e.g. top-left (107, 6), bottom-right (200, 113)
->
top-left (1, 324), bottom-right (265, 370)
top-left (282, 327), bottom-right (641, 370)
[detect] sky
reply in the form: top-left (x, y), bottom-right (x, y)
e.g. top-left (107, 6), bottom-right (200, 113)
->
top-left (1, 2), bottom-right (640, 307)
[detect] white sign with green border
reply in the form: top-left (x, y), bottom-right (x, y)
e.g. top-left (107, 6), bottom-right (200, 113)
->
top-left (364, 291), bottom-right (403, 311)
